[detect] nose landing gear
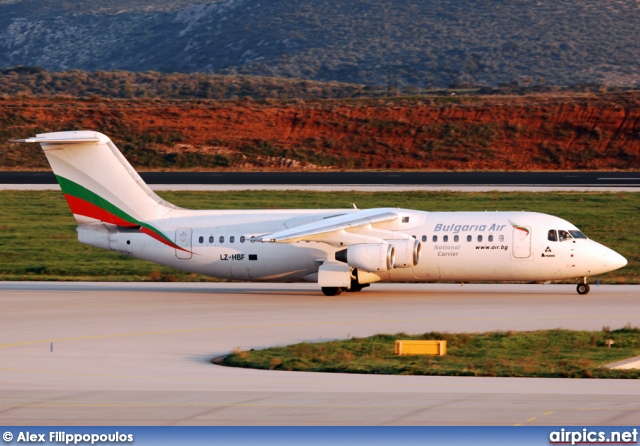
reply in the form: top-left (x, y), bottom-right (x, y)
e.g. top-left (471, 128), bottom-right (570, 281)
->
top-left (577, 277), bottom-right (590, 295)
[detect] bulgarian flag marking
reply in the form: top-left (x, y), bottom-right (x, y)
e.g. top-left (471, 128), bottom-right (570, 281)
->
top-left (509, 220), bottom-right (530, 236)
top-left (56, 175), bottom-right (190, 252)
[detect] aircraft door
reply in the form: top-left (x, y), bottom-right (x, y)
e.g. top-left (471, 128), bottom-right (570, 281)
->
top-left (175, 228), bottom-right (192, 260)
top-left (512, 226), bottom-right (532, 259)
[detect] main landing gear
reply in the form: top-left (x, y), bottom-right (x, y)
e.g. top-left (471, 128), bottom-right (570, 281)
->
top-left (322, 287), bottom-right (342, 296)
top-left (576, 277), bottom-right (590, 295)
top-left (321, 283), bottom-right (370, 296)
top-left (321, 268), bottom-right (370, 296)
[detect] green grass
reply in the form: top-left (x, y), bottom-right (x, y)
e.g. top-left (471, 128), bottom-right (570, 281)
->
top-left (0, 190), bottom-right (637, 282)
top-left (223, 328), bottom-right (640, 378)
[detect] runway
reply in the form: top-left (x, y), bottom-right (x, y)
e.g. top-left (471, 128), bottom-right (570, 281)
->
top-left (1, 282), bottom-right (639, 426)
top-left (3, 171), bottom-right (640, 186)
top-left (2, 171), bottom-right (640, 191)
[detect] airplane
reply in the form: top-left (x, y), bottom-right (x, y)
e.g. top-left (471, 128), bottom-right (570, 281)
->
top-left (12, 131), bottom-right (627, 296)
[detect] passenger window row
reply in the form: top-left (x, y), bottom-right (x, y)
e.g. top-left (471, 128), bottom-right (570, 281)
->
top-left (197, 235), bottom-right (253, 244)
top-left (420, 234), bottom-right (505, 243)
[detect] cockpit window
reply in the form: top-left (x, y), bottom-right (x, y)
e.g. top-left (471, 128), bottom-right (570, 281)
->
top-left (558, 230), bottom-right (573, 241)
top-left (569, 230), bottom-right (587, 239)
top-left (548, 230), bottom-right (558, 242)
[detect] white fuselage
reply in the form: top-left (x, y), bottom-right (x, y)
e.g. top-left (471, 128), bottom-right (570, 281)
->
top-left (78, 208), bottom-right (625, 284)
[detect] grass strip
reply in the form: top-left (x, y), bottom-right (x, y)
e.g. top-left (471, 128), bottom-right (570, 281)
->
top-left (223, 328), bottom-right (640, 378)
top-left (0, 190), bottom-right (636, 282)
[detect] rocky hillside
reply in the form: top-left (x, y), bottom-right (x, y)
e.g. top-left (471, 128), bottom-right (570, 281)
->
top-left (2, 93), bottom-right (640, 171)
top-left (2, 0), bottom-right (640, 88)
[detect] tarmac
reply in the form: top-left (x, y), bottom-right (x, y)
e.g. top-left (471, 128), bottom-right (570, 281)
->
top-left (1, 282), bottom-right (639, 426)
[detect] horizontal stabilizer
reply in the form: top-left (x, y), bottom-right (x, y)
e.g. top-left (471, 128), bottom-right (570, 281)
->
top-left (12, 131), bottom-right (107, 145)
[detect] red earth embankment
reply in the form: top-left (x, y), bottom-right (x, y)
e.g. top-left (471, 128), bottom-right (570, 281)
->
top-left (2, 93), bottom-right (639, 170)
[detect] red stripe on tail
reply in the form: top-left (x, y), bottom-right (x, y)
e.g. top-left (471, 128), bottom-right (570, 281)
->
top-left (64, 194), bottom-right (137, 228)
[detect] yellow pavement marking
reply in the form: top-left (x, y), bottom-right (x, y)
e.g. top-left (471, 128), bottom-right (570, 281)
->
top-left (515, 410), bottom-right (555, 426)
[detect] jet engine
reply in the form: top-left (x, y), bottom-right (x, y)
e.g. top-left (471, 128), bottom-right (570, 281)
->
top-left (335, 243), bottom-right (395, 272)
top-left (389, 239), bottom-right (422, 268)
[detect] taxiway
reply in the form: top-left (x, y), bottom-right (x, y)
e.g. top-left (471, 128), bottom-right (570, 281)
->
top-left (1, 282), bottom-right (639, 425)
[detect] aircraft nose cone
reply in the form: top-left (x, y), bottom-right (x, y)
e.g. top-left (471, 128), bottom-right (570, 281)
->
top-left (586, 242), bottom-right (627, 275)
top-left (607, 249), bottom-right (628, 270)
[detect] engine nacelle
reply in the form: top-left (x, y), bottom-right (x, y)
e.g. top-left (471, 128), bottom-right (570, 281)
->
top-left (335, 243), bottom-right (395, 272)
top-left (389, 239), bottom-right (422, 268)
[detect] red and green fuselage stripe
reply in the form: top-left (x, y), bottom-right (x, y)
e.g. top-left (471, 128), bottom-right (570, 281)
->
top-left (55, 175), bottom-right (188, 252)
top-left (509, 220), bottom-right (530, 236)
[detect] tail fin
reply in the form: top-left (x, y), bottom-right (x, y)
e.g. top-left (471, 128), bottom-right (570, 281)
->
top-left (14, 131), bottom-right (180, 226)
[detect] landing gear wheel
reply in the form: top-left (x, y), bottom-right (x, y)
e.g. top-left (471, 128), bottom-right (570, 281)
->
top-left (576, 283), bottom-right (590, 295)
top-left (345, 285), bottom-right (363, 292)
top-left (322, 287), bottom-right (343, 296)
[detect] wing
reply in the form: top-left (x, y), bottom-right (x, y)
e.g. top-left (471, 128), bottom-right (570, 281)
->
top-left (257, 209), bottom-right (399, 243)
